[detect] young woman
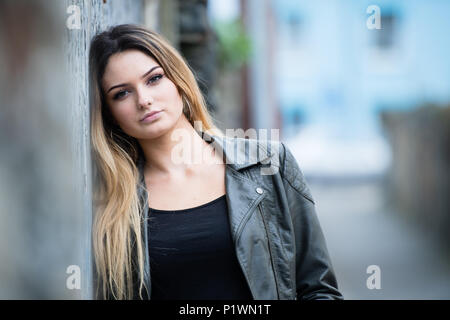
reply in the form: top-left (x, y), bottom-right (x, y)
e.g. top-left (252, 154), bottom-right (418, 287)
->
top-left (89, 24), bottom-right (343, 300)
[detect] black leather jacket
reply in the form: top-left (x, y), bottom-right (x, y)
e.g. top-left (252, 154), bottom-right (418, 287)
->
top-left (96, 130), bottom-right (343, 300)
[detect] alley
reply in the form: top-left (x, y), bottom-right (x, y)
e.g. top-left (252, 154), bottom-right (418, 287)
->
top-left (309, 178), bottom-right (450, 299)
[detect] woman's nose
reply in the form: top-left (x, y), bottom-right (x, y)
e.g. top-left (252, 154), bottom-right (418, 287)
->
top-left (137, 87), bottom-right (154, 109)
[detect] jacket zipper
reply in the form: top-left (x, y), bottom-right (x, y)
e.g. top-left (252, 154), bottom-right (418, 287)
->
top-left (243, 169), bottom-right (280, 299)
top-left (257, 202), bottom-right (280, 299)
top-left (233, 196), bottom-right (260, 300)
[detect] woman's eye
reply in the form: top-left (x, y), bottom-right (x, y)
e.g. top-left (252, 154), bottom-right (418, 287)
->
top-left (147, 74), bottom-right (163, 85)
top-left (113, 90), bottom-right (128, 100)
top-left (111, 74), bottom-right (163, 100)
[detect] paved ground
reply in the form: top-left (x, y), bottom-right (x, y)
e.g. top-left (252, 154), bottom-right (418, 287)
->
top-left (307, 178), bottom-right (450, 299)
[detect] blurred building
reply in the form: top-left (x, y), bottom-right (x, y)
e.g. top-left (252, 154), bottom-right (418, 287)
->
top-left (210, 0), bottom-right (450, 177)
top-left (267, 0), bottom-right (450, 178)
top-left (274, 0), bottom-right (450, 133)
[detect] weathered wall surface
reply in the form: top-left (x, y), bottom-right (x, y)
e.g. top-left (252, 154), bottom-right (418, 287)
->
top-left (63, 0), bottom-right (145, 299)
top-left (0, 0), bottom-right (83, 299)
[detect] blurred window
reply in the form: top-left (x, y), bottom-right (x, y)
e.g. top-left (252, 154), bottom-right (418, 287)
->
top-left (373, 11), bottom-right (396, 50)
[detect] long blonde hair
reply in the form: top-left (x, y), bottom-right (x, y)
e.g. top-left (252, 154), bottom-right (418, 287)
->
top-left (89, 24), bottom-right (223, 299)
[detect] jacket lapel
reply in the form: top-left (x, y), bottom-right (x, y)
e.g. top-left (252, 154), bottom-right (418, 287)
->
top-left (199, 130), bottom-right (275, 245)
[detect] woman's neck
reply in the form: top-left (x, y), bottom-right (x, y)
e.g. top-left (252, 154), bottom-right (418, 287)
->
top-left (138, 117), bottom-right (215, 176)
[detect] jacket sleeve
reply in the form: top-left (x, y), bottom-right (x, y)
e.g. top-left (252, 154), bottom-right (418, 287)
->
top-left (279, 142), bottom-right (344, 300)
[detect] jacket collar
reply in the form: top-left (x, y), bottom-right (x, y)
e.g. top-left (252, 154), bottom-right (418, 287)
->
top-left (192, 129), bottom-right (277, 248)
top-left (198, 129), bottom-right (275, 171)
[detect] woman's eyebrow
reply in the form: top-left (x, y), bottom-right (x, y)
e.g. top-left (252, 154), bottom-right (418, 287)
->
top-left (106, 65), bottom-right (161, 93)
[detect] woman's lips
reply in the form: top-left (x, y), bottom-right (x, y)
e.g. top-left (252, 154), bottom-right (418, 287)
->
top-left (141, 110), bottom-right (162, 123)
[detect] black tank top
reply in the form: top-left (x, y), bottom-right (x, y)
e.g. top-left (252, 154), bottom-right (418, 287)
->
top-left (148, 194), bottom-right (254, 300)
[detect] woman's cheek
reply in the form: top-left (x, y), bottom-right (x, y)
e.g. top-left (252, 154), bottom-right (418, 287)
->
top-left (113, 109), bottom-right (134, 130)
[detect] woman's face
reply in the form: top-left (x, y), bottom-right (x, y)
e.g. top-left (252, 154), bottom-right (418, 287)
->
top-left (101, 49), bottom-right (184, 140)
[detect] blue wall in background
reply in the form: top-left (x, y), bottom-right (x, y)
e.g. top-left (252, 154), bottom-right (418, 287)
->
top-left (273, 0), bottom-right (450, 140)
